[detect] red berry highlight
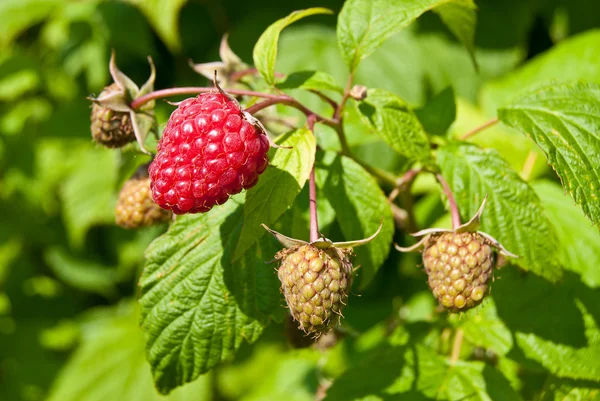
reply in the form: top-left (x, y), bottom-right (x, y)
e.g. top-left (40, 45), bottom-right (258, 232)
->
top-left (149, 92), bottom-right (270, 214)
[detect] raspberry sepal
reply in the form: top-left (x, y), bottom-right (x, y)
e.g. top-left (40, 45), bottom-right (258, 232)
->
top-left (89, 52), bottom-right (157, 153)
top-left (189, 34), bottom-right (249, 89)
top-left (264, 222), bottom-right (382, 336)
top-left (395, 196), bottom-right (518, 313)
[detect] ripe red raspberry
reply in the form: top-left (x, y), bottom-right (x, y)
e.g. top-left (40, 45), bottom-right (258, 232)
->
top-left (149, 92), bottom-right (270, 214)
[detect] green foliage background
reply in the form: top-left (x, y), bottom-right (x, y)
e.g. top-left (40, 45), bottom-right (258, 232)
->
top-left (0, 0), bottom-right (599, 400)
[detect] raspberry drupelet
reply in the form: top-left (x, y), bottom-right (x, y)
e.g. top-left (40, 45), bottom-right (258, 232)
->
top-left (149, 92), bottom-right (270, 214)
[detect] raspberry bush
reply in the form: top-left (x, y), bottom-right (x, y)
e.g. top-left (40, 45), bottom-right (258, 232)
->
top-left (2, 1), bottom-right (600, 401)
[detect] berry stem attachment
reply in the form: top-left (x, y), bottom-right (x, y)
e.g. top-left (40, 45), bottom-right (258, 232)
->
top-left (309, 167), bottom-right (319, 242)
top-left (130, 87), bottom-right (283, 110)
top-left (436, 173), bottom-right (461, 230)
top-left (460, 118), bottom-right (499, 140)
top-left (245, 97), bottom-right (337, 129)
top-left (307, 114), bottom-right (320, 243)
top-left (450, 328), bottom-right (464, 364)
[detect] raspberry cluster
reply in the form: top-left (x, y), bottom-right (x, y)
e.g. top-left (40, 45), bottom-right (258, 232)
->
top-left (276, 244), bottom-right (353, 336)
top-left (90, 83), bottom-right (135, 148)
top-left (115, 177), bottom-right (172, 228)
top-left (423, 232), bottom-right (494, 312)
top-left (149, 92), bottom-right (270, 214)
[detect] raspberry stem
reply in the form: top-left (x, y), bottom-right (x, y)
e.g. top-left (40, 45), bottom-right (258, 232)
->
top-left (436, 173), bottom-right (461, 230)
top-left (307, 114), bottom-right (320, 243)
top-left (334, 74), bottom-right (354, 121)
top-left (388, 168), bottom-right (422, 202)
top-left (230, 68), bottom-right (338, 110)
top-left (309, 90), bottom-right (338, 110)
top-left (450, 328), bottom-right (464, 364)
top-left (130, 87), bottom-right (283, 110)
top-left (131, 84), bottom-right (402, 192)
top-left (459, 118), bottom-right (499, 140)
top-left (520, 150), bottom-right (539, 181)
top-left (245, 97), bottom-right (338, 128)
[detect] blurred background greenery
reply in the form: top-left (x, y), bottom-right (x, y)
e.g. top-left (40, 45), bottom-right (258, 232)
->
top-left (0, 0), bottom-right (598, 400)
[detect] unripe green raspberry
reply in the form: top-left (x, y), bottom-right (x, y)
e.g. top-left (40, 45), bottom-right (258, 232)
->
top-left (276, 244), bottom-right (353, 336)
top-left (423, 232), bottom-right (494, 312)
top-left (115, 177), bottom-right (172, 228)
top-left (91, 83), bottom-right (135, 148)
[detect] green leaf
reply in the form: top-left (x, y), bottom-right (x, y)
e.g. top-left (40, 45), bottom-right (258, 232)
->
top-left (538, 377), bottom-right (600, 401)
top-left (414, 87), bottom-right (456, 136)
top-left (60, 146), bottom-right (118, 248)
top-left (323, 345), bottom-right (409, 401)
top-left (359, 89), bottom-right (432, 164)
top-left (0, 69), bottom-right (40, 101)
top-left (492, 268), bottom-right (591, 348)
top-left (44, 247), bottom-right (118, 298)
top-left (139, 196), bottom-right (282, 394)
top-left (326, 345), bottom-right (520, 400)
top-left (498, 81), bottom-right (600, 226)
top-left (533, 180), bottom-right (600, 287)
top-left (272, 20), bottom-right (521, 106)
top-left (481, 30), bottom-right (600, 113)
top-left (514, 297), bottom-right (600, 379)
top-left (416, 32), bottom-right (522, 105)
top-left (406, 346), bottom-right (521, 401)
top-left (277, 70), bottom-right (344, 94)
top-left (253, 8), bottom-right (333, 85)
top-left (0, 0), bottom-right (61, 48)
top-left (122, 0), bottom-right (187, 52)
top-left (47, 302), bottom-right (211, 401)
top-left (336, 0), bottom-right (470, 72)
top-left (449, 99), bottom-right (547, 179)
top-left (450, 299), bottom-right (513, 356)
top-left (315, 151), bottom-right (394, 288)
top-left (516, 332), bottom-right (600, 382)
top-left (436, 143), bottom-right (562, 282)
top-left (222, 344), bottom-right (320, 401)
top-left (434, 0), bottom-right (478, 70)
top-left (0, 97), bottom-right (52, 135)
top-left (276, 26), bottom-right (427, 105)
top-left (234, 129), bottom-right (316, 260)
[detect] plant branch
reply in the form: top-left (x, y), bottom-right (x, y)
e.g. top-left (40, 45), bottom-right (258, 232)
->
top-left (130, 87), bottom-right (283, 110)
top-left (450, 328), bottom-right (464, 364)
top-left (436, 173), bottom-right (461, 230)
top-left (390, 203), bottom-right (410, 231)
top-left (309, 89), bottom-right (339, 110)
top-left (307, 115), bottom-right (319, 243)
top-left (388, 168), bottom-right (422, 202)
top-left (334, 74), bottom-right (354, 121)
top-left (460, 118), bottom-right (499, 140)
top-left (332, 123), bottom-right (351, 155)
top-left (520, 150), bottom-right (539, 181)
top-left (244, 97), bottom-right (338, 129)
